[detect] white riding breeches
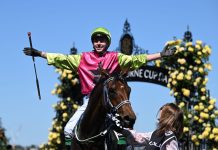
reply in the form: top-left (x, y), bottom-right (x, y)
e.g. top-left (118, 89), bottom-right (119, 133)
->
top-left (64, 96), bottom-right (89, 138)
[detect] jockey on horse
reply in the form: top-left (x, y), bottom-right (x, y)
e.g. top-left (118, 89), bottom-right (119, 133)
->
top-left (23, 27), bottom-right (176, 149)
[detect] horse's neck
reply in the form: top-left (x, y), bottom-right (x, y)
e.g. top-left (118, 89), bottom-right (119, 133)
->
top-left (78, 86), bottom-right (107, 137)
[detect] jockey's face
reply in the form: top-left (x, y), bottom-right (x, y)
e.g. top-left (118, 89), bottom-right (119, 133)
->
top-left (92, 36), bottom-right (109, 54)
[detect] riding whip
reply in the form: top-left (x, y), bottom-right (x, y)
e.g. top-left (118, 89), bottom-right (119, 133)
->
top-left (27, 32), bottom-right (41, 100)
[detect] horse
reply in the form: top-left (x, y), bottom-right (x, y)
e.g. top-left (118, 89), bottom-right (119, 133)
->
top-left (71, 67), bottom-right (136, 150)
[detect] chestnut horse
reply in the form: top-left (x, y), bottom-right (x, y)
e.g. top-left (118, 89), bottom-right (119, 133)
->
top-left (71, 68), bottom-right (136, 150)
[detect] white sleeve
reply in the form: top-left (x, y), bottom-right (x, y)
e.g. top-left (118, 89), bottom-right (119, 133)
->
top-left (164, 140), bottom-right (179, 150)
top-left (126, 130), bottom-right (152, 145)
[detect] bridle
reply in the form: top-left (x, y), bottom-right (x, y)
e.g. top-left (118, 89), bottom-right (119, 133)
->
top-left (74, 76), bottom-right (131, 143)
top-left (103, 76), bottom-right (131, 113)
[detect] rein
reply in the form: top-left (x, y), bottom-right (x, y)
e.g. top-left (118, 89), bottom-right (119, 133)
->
top-left (74, 76), bottom-right (131, 143)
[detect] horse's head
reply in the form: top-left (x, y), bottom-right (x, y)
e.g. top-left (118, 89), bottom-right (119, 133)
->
top-left (100, 68), bottom-right (136, 129)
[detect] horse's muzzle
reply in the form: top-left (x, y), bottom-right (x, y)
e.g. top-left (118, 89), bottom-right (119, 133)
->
top-left (122, 115), bottom-right (136, 129)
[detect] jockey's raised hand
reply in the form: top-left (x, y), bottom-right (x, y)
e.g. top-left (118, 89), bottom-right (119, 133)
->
top-left (23, 47), bottom-right (47, 58)
top-left (160, 44), bottom-right (176, 57)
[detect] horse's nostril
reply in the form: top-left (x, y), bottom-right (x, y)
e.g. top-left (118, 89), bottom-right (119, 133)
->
top-left (123, 116), bottom-right (136, 128)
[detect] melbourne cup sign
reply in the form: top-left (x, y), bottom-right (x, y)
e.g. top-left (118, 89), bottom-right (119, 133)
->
top-left (126, 65), bottom-right (169, 87)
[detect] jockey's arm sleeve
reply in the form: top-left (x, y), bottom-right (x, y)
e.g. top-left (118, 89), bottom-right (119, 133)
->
top-left (46, 53), bottom-right (81, 72)
top-left (118, 53), bottom-right (147, 71)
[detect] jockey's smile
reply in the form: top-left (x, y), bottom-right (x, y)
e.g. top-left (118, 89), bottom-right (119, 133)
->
top-left (93, 35), bottom-right (109, 54)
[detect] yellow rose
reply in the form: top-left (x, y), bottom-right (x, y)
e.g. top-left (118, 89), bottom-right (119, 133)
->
top-left (195, 141), bottom-right (200, 146)
top-left (202, 131), bottom-right (209, 138)
top-left (188, 114), bottom-right (192, 118)
top-left (197, 51), bottom-right (202, 56)
top-left (182, 88), bottom-right (190, 97)
top-left (183, 127), bottom-right (189, 132)
top-left (68, 74), bottom-right (73, 79)
top-left (188, 47), bottom-right (194, 52)
top-left (191, 135), bottom-right (197, 141)
top-left (215, 136), bottom-right (218, 142)
top-left (61, 72), bottom-right (67, 78)
top-left (201, 88), bottom-right (206, 92)
top-left (64, 69), bottom-right (72, 74)
top-left (198, 67), bottom-right (204, 74)
top-left (195, 59), bottom-right (201, 64)
top-left (62, 112), bottom-right (68, 118)
top-left (185, 75), bottom-right (191, 80)
top-left (73, 104), bottom-right (79, 109)
top-left (198, 134), bottom-right (203, 139)
top-left (203, 78), bottom-right (208, 85)
top-left (67, 97), bottom-right (71, 101)
top-left (172, 80), bottom-right (177, 85)
top-left (194, 105), bottom-right (199, 111)
top-left (57, 139), bottom-right (61, 144)
top-left (177, 58), bottom-right (186, 65)
top-left (187, 70), bottom-right (192, 75)
top-left (177, 73), bottom-right (184, 80)
top-left (204, 63), bottom-right (212, 70)
top-left (208, 105), bottom-right (214, 110)
top-left (201, 96), bottom-right (206, 101)
top-left (179, 102), bottom-right (185, 108)
top-left (195, 44), bottom-right (201, 50)
top-left (212, 128), bottom-right (218, 134)
top-left (174, 92), bottom-right (178, 96)
top-left (178, 47), bottom-right (185, 52)
top-left (61, 104), bottom-right (67, 110)
top-left (194, 116), bottom-right (199, 121)
top-left (204, 45), bottom-right (212, 55)
top-left (189, 65), bottom-right (193, 69)
top-left (196, 40), bottom-right (203, 45)
top-left (211, 114), bottom-right (215, 119)
top-left (209, 99), bottom-right (216, 105)
top-left (199, 105), bottom-right (204, 110)
top-left (193, 82), bottom-right (198, 87)
top-left (196, 77), bottom-right (202, 82)
top-left (51, 89), bottom-right (56, 95)
top-left (180, 66), bottom-right (185, 70)
top-left (194, 67), bottom-right (198, 71)
top-left (186, 42), bottom-right (193, 47)
top-left (214, 110), bottom-right (218, 116)
top-left (204, 108), bottom-right (209, 113)
top-left (209, 134), bottom-right (214, 139)
top-left (56, 88), bottom-right (62, 94)
top-left (200, 112), bottom-right (209, 119)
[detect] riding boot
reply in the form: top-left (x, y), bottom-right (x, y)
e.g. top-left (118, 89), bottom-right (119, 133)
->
top-left (65, 137), bottom-right (72, 150)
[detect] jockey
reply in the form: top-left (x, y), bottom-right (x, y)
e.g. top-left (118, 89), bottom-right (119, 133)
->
top-left (23, 27), bottom-right (176, 147)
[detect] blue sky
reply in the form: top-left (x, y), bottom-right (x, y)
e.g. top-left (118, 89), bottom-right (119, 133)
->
top-left (0, 0), bottom-right (217, 146)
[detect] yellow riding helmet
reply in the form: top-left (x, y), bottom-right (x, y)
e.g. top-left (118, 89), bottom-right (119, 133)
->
top-left (91, 27), bottom-right (111, 45)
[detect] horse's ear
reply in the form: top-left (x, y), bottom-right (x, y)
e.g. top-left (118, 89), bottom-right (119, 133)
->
top-left (98, 62), bottom-right (110, 78)
top-left (120, 70), bottom-right (128, 77)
